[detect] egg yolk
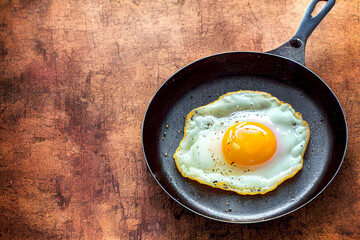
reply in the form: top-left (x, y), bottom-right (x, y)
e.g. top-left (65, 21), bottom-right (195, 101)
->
top-left (222, 121), bottom-right (277, 167)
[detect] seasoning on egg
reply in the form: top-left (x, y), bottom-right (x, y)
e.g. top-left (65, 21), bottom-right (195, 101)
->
top-left (173, 90), bottom-right (310, 195)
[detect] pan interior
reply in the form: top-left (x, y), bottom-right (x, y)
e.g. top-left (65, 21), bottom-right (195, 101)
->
top-left (142, 52), bottom-right (346, 223)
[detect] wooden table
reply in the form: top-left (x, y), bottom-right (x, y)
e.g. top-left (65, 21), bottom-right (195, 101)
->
top-left (0, 0), bottom-right (359, 239)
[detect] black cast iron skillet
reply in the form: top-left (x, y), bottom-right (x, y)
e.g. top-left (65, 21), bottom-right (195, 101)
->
top-left (142, 0), bottom-right (347, 223)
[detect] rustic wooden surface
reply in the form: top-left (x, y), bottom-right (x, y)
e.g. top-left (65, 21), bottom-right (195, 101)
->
top-left (0, 0), bottom-right (359, 239)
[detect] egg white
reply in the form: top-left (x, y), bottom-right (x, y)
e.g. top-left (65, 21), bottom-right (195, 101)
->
top-left (173, 90), bottom-right (310, 195)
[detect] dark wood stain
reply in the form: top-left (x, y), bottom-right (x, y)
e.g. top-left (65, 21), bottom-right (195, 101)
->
top-left (0, 0), bottom-right (359, 239)
top-left (52, 177), bottom-right (71, 210)
top-left (0, 39), bottom-right (7, 57)
top-left (34, 39), bottom-right (47, 61)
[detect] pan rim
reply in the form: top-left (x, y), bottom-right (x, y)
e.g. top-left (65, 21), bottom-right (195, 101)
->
top-left (141, 51), bottom-right (348, 223)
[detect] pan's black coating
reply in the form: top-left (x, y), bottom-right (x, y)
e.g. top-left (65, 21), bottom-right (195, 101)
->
top-left (142, 0), bottom-right (347, 223)
top-left (142, 52), bottom-right (347, 223)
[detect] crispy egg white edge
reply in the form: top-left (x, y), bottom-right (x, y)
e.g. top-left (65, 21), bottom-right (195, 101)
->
top-left (173, 90), bottom-right (310, 195)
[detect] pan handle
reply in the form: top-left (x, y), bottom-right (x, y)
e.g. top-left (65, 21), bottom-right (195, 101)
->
top-left (267, 0), bottom-right (335, 65)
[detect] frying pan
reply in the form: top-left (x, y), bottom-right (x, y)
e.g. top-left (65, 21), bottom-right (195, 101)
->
top-left (142, 0), bottom-right (347, 223)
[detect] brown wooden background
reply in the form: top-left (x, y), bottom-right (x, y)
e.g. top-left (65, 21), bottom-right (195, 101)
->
top-left (0, 0), bottom-right (359, 239)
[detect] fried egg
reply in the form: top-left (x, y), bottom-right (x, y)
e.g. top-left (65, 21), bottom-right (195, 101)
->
top-left (173, 90), bottom-right (310, 195)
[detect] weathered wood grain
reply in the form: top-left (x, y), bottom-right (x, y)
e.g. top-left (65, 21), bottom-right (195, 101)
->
top-left (0, 0), bottom-right (359, 239)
